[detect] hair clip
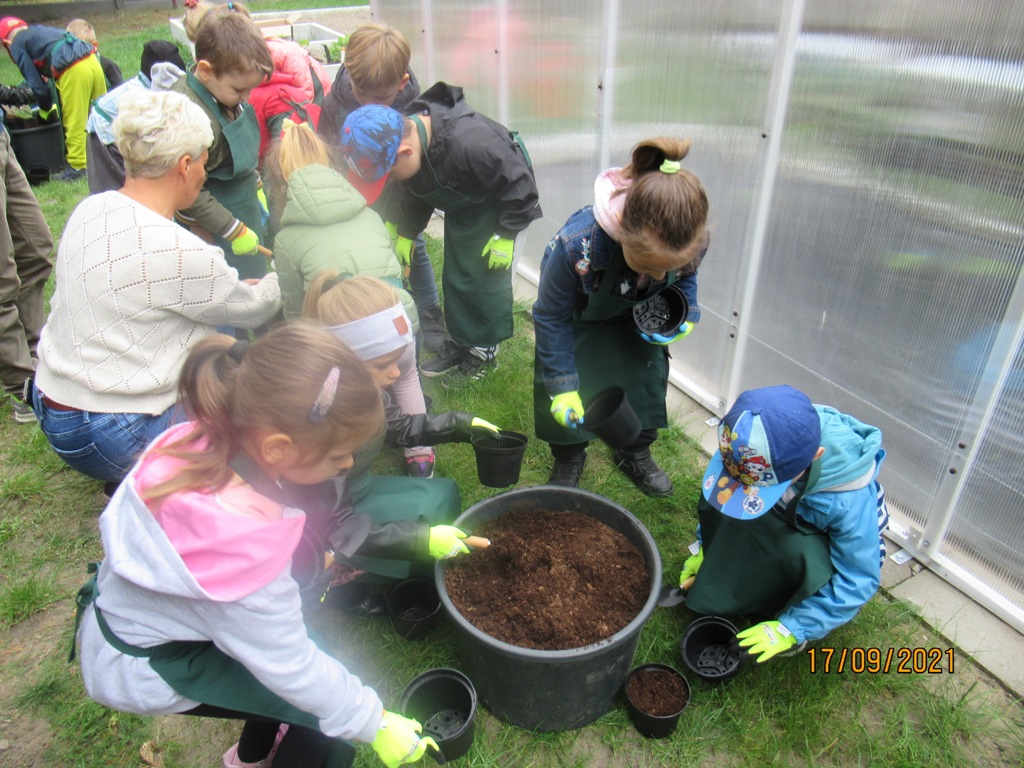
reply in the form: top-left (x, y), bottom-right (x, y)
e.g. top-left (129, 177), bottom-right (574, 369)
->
top-left (184, 0), bottom-right (199, 8)
top-left (659, 159), bottom-right (681, 174)
top-left (322, 273), bottom-right (352, 293)
top-left (309, 366), bottom-right (340, 424)
top-left (228, 339), bottom-right (249, 362)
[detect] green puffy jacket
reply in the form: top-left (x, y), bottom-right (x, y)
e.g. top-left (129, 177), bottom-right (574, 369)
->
top-left (273, 163), bottom-right (419, 330)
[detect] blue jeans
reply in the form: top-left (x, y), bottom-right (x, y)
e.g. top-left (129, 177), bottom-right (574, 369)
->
top-left (407, 234), bottom-right (440, 309)
top-left (32, 386), bottom-right (182, 482)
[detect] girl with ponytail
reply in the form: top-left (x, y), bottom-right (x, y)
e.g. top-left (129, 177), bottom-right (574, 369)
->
top-left (532, 137), bottom-right (710, 495)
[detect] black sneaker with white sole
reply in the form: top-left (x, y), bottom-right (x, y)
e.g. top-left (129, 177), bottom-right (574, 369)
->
top-left (420, 341), bottom-right (466, 377)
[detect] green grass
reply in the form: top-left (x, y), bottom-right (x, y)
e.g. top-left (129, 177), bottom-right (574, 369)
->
top-left (0, 4), bottom-right (1023, 767)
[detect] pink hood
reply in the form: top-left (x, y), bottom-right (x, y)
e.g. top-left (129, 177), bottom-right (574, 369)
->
top-left (131, 423), bottom-right (305, 601)
top-left (593, 167), bottom-right (632, 240)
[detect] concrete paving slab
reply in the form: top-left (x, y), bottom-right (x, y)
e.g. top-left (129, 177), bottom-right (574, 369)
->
top-left (889, 567), bottom-right (1024, 697)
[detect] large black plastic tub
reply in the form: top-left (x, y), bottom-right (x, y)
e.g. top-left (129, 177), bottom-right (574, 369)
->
top-left (436, 486), bottom-right (662, 731)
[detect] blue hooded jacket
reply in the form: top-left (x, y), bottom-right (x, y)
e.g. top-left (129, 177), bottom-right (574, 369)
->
top-left (777, 405), bottom-right (886, 643)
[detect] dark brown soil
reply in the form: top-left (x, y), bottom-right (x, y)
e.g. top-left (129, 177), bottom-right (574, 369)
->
top-left (625, 667), bottom-right (689, 716)
top-left (444, 509), bottom-right (649, 650)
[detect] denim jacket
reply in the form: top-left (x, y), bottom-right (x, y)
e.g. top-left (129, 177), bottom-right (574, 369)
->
top-left (532, 205), bottom-right (701, 395)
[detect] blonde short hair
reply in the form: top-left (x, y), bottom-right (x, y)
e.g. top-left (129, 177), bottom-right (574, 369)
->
top-left (66, 19), bottom-right (97, 44)
top-left (345, 23), bottom-right (411, 92)
top-left (114, 91), bottom-right (214, 179)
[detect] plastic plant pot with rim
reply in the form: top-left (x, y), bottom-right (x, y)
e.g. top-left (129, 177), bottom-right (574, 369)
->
top-left (632, 283), bottom-right (690, 337)
top-left (470, 429), bottom-right (527, 488)
top-left (386, 578), bottom-right (441, 640)
top-left (680, 615), bottom-right (742, 683)
top-left (435, 485), bottom-right (663, 732)
top-left (623, 663), bottom-right (691, 738)
top-left (26, 165), bottom-right (50, 186)
top-left (584, 387), bottom-right (642, 449)
top-left (399, 667), bottom-right (477, 762)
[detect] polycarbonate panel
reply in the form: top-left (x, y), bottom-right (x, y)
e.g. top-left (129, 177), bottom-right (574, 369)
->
top-left (376, 0), bottom-right (1024, 628)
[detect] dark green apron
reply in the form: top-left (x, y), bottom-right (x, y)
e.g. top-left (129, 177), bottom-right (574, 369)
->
top-left (343, 435), bottom-right (461, 579)
top-left (71, 568), bottom-right (354, 767)
top-left (187, 72), bottom-right (265, 280)
top-left (534, 247), bottom-right (677, 445)
top-left (685, 461), bottom-right (833, 618)
top-left (409, 114), bottom-right (512, 347)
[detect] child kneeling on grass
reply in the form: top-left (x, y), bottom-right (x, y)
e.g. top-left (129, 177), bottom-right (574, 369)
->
top-left (681, 384), bottom-right (888, 663)
top-left (74, 323), bottom-right (470, 768)
top-left (301, 274), bottom-right (501, 612)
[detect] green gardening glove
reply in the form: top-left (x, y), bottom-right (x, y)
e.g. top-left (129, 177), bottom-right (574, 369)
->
top-left (395, 237), bottom-right (413, 276)
top-left (550, 391), bottom-right (584, 427)
top-left (470, 417), bottom-right (500, 433)
top-left (481, 234), bottom-right (514, 270)
top-left (37, 106), bottom-right (53, 121)
top-left (229, 223), bottom-right (260, 256)
top-left (428, 525), bottom-right (470, 559)
top-left (679, 546), bottom-right (703, 587)
top-left (736, 621), bottom-right (797, 664)
top-left (370, 710), bottom-right (438, 768)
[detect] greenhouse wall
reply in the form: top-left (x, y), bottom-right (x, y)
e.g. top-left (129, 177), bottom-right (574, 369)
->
top-left (373, 0), bottom-right (1024, 632)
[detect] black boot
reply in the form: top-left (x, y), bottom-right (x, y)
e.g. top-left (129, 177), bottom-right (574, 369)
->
top-left (548, 450), bottom-right (587, 487)
top-left (614, 449), bottom-right (674, 497)
top-left (418, 305), bottom-right (448, 353)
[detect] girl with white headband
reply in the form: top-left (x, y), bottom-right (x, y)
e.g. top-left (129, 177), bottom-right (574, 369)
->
top-left (302, 273), bottom-right (500, 616)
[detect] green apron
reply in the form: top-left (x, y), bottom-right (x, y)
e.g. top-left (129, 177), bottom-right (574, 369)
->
top-left (187, 73), bottom-right (265, 280)
top-left (534, 247), bottom-right (677, 445)
top-left (71, 568), bottom-right (354, 767)
top-left (685, 461), bottom-right (833, 617)
top-left (343, 435), bottom-right (461, 579)
top-left (409, 114), bottom-right (512, 347)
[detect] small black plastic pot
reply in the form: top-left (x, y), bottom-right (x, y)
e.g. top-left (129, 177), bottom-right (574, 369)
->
top-left (584, 387), bottom-right (642, 448)
top-left (26, 165), bottom-right (50, 186)
top-left (623, 663), bottom-right (690, 738)
top-left (470, 430), bottom-right (527, 487)
top-left (632, 283), bottom-right (690, 337)
top-left (400, 667), bottom-right (477, 761)
top-left (680, 616), bottom-right (742, 683)
top-left (387, 578), bottom-right (441, 640)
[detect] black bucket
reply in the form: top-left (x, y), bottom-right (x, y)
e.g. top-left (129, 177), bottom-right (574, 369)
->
top-left (400, 667), bottom-right (477, 761)
top-left (8, 120), bottom-right (65, 175)
top-left (680, 616), bottom-right (742, 683)
top-left (632, 283), bottom-right (690, 338)
top-left (386, 578), bottom-right (441, 640)
top-left (436, 486), bottom-right (662, 731)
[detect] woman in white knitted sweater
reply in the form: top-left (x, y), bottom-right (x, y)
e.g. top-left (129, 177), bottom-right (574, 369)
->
top-left (31, 90), bottom-right (282, 493)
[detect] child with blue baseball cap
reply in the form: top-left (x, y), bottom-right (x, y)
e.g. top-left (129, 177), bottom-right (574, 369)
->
top-left (682, 384), bottom-right (888, 662)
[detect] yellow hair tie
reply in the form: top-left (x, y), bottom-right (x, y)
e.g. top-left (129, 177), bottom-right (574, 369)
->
top-left (282, 118), bottom-right (313, 135)
top-left (660, 159), bottom-right (681, 174)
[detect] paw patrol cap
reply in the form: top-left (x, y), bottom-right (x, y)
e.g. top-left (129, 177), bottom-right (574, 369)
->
top-left (702, 385), bottom-right (821, 519)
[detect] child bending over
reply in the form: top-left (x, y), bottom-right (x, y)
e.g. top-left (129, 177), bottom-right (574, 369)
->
top-left (74, 323), bottom-right (453, 767)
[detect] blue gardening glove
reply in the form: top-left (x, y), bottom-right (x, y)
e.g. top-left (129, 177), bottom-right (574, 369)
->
top-left (679, 546), bottom-right (703, 588)
top-left (550, 391), bottom-right (584, 427)
top-left (428, 525), bottom-right (470, 559)
top-left (256, 186), bottom-right (269, 227)
top-left (371, 710), bottom-right (438, 768)
top-left (470, 417), bottom-right (500, 433)
top-left (482, 234), bottom-right (514, 270)
top-left (736, 621), bottom-right (797, 663)
top-left (638, 321), bottom-right (694, 345)
top-left (229, 223), bottom-right (260, 257)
